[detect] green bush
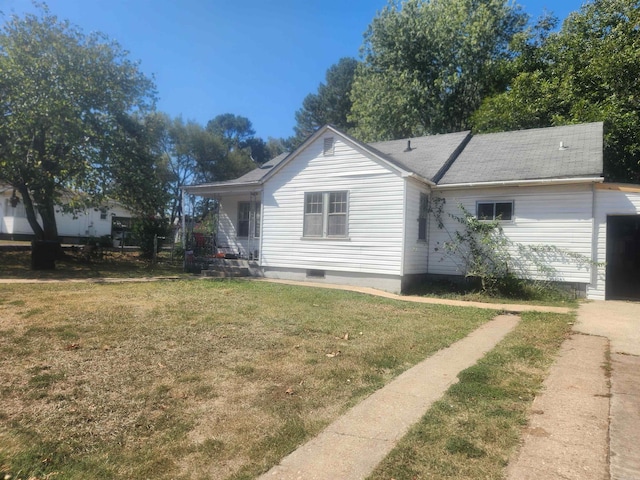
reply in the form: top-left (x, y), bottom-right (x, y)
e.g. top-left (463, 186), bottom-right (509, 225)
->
top-left (132, 217), bottom-right (170, 259)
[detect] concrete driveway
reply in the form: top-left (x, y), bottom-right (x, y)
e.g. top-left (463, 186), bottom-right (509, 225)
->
top-left (577, 301), bottom-right (640, 480)
top-left (507, 300), bottom-right (640, 480)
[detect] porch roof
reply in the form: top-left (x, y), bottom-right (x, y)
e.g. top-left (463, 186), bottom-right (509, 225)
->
top-left (182, 153), bottom-right (289, 197)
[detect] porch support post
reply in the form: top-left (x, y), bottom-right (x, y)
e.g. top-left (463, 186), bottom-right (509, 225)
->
top-left (181, 189), bottom-right (186, 249)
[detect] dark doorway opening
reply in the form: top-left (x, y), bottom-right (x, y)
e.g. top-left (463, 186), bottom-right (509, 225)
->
top-left (606, 215), bottom-right (640, 300)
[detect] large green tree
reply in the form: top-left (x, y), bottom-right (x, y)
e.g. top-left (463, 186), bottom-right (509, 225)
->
top-left (473, 0), bottom-right (640, 182)
top-left (0, 6), bottom-right (159, 241)
top-left (349, 0), bottom-right (528, 141)
top-left (293, 57), bottom-right (359, 145)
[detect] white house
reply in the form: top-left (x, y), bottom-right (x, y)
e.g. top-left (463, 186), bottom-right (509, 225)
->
top-left (184, 123), bottom-right (640, 301)
top-left (0, 186), bottom-right (133, 244)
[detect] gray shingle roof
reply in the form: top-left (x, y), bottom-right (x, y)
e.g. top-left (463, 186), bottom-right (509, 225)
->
top-left (186, 152), bottom-right (289, 190)
top-left (227, 152), bottom-right (289, 184)
top-left (438, 122), bottom-right (604, 185)
top-left (185, 123), bottom-right (604, 195)
top-left (368, 130), bottom-right (471, 182)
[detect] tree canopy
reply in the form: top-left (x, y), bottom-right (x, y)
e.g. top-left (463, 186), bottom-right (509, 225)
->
top-left (292, 57), bottom-right (359, 145)
top-left (349, 0), bottom-right (529, 141)
top-left (472, 0), bottom-right (640, 182)
top-left (0, 6), bottom-right (161, 240)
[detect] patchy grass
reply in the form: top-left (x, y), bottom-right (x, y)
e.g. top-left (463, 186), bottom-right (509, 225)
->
top-left (0, 246), bottom-right (186, 279)
top-left (368, 311), bottom-right (574, 480)
top-left (404, 278), bottom-right (580, 308)
top-left (0, 279), bottom-right (495, 480)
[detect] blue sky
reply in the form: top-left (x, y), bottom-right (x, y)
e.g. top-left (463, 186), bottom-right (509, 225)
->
top-left (1, 0), bottom-right (587, 140)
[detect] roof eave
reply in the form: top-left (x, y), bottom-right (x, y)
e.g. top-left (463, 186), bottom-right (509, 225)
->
top-left (404, 172), bottom-right (436, 187)
top-left (182, 181), bottom-right (263, 197)
top-left (435, 176), bottom-right (604, 190)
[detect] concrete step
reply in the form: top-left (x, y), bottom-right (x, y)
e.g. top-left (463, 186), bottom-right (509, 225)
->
top-left (201, 267), bottom-right (250, 278)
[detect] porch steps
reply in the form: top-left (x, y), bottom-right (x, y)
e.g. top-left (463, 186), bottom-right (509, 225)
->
top-left (201, 259), bottom-right (252, 278)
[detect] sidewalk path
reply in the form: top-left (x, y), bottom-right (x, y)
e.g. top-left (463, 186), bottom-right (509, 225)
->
top-left (259, 314), bottom-right (520, 480)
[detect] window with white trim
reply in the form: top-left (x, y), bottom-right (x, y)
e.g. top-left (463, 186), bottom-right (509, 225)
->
top-left (476, 201), bottom-right (514, 221)
top-left (238, 201), bottom-right (261, 238)
top-left (304, 191), bottom-right (348, 238)
top-left (418, 193), bottom-right (429, 240)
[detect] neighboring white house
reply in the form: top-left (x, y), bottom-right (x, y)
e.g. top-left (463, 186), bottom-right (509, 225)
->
top-left (184, 122), bottom-right (640, 301)
top-left (0, 185), bottom-right (133, 244)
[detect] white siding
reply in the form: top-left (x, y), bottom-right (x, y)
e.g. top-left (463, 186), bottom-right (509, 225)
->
top-left (588, 188), bottom-right (640, 300)
top-left (403, 178), bottom-right (431, 274)
top-left (428, 184), bottom-right (595, 283)
top-left (261, 134), bottom-right (406, 276)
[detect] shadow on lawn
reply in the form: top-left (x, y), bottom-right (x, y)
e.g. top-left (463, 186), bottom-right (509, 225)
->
top-left (0, 246), bottom-right (185, 279)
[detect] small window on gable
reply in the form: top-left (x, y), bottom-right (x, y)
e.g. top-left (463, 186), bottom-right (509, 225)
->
top-left (476, 201), bottom-right (514, 221)
top-left (99, 208), bottom-right (108, 220)
top-left (323, 137), bottom-right (335, 156)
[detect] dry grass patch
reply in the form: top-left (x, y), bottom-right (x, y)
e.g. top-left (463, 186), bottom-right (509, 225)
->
top-left (0, 279), bottom-right (494, 479)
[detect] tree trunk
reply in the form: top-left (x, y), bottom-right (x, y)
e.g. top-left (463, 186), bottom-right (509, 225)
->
top-left (17, 184), bottom-right (45, 240)
top-left (38, 199), bottom-right (60, 241)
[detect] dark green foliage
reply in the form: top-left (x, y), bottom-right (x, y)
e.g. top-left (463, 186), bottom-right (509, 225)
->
top-left (292, 57), bottom-right (359, 145)
top-left (0, 5), bottom-right (158, 240)
top-left (132, 216), bottom-right (170, 259)
top-left (350, 0), bottom-right (529, 141)
top-left (473, 0), bottom-right (640, 182)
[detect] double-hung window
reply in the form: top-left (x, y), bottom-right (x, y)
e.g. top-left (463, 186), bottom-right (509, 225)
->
top-left (476, 201), bottom-right (514, 221)
top-left (238, 201), bottom-right (261, 237)
top-left (304, 191), bottom-right (348, 238)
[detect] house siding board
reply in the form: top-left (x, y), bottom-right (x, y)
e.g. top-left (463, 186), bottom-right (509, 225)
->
top-left (428, 184), bottom-right (594, 283)
top-left (261, 135), bottom-right (406, 275)
top-left (588, 188), bottom-right (640, 300)
top-left (403, 178), bottom-right (430, 274)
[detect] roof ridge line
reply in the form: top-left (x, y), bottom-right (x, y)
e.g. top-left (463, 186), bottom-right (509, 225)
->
top-left (431, 131), bottom-right (473, 184)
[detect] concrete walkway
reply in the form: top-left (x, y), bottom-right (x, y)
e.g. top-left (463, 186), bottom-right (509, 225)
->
top-left (505, 334), bottom-right (610, 479)
top-left (259, 314), bottom-right (520, 480)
